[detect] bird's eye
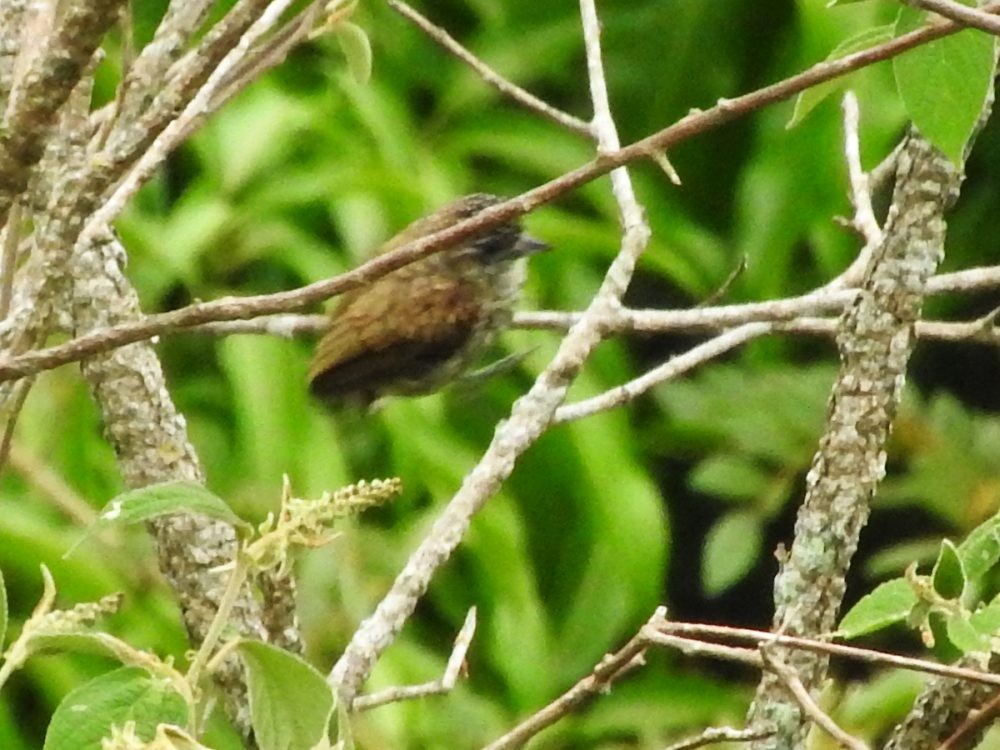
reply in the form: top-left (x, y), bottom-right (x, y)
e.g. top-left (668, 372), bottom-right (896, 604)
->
top-left (471, 226), bottom-right (518, 261)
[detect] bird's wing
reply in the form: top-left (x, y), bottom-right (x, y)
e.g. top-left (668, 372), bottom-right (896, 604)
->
top-left (308, 270), bottom-right (484, 401)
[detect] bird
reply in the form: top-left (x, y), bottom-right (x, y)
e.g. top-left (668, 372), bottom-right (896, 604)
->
top-left (308, 193), bottom-right (548, 407)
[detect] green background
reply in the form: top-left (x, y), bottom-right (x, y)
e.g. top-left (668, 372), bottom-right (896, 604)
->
top-left (4, 0), bottom-right (1000, 747)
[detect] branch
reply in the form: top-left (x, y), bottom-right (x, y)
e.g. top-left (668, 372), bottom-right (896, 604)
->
top-left (836, 91), bottom-right (880, 288)
top-left (70, 230), bottom-right (274, 738)
top-left (0, 0), bottom-right (27, 108)
top-left (482, 609), bottom-right (662, 750)
top-left (113, 0), bottom-right (217, 125)
top-left (903, 0), bottom-right (1000, 35)
top-left (658, 621), bottom-right (1000, 687)
top-left (760, 650), bottom-right (869, 750)
top-left (80, 0), bottom-right (302, 248)
top-left (352, 607), bottom-right (477, 711)
top-left (934, 688), bottom-right (1000, 750)
top-left (883, 653), bottom-right (998, 750)
top-left (553, 322), bottom-right (772, 424)
top-left (0, 0), bottom-right (125, 223)
top-left (746, 124), bottom-right (988, 747)
top-left (662, 727), bottom-right (776, 750)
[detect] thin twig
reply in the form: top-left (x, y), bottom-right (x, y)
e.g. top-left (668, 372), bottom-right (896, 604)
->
top-left (482, 609), bottom-right (664, 750)
top-left (7, 441), bottom-right (97, 525)
top-left (761, 651), bottom-right (870, 750)
top-left (6, 253), bottom-right (1000, 384)
top-left (904, 0), bottom-right (1000, 35)
top-left (658, 622), bottom-right (1000, 688)
top-left (662, 726), bottom-right (775, 750)
top-left (0, 0), bottom-right (125, 226)
top-left (554, 322), bottom-right (771, 424)
top-left (353, 607), bottom-right (477, 711)
top-left (113, 0), bottom-right (217, 126)
top-left (192, 313), bottom-right (329, 338)
top-left (185, 309), bottom-right (1000, 347)
top-left (80, 0), bottom-right (300, 248)
top-left (388, 0), bottom-right (593, 137)
top-left (841, 92), bottom-right (881, 248)
top-left (0, 375), bottom-right (31, 474)
top-left (187, 0), bottom-right (326, 140)
top-left (935, 689), bottom-right (1000, 750)
top-left (644, 630), bottom-right (764, 667)
top-left (0, 201), bottom-right (21, 318)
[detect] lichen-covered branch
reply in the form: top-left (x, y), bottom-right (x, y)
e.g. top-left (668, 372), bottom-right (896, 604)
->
top-left (69, 231), bottom-right (273, 738)
top-left (0, 0), bottom-right (124, 222)
top-left (746, 128), bottom-right (983, 749)
top-left (882, 658), bottom-right (997, 750)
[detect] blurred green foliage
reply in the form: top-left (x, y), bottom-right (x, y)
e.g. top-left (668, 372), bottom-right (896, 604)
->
top-left (4, 0), bottom-right (1000, 747)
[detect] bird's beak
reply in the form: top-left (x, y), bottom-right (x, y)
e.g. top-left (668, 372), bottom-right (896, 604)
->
top-left (514, 234), bottom-right (550, 257)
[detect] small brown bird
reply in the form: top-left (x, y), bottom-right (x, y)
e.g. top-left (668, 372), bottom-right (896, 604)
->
top-left (308, 194), bottom-right (547, 406)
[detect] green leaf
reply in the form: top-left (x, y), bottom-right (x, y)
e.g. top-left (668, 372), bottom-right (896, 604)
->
top-left (701, 512), bottom-right (762, 596)
top-left (690, 455), bottom-right (770, 501)
top-left (838, 578), bottom-right (918, 638)
top-left (945, 612), bottom-right (987, 653)
top-left (971, 595), bottom-right (1000, 637)
top-left (238, 640), bottom-right (336, 750)
top-left (788, 25), bottom-right (894, 128)
top-left (43, 667), bottom-right (188, 750)
top-left (70, 481), bottom-right (249, 555)
top-left (958, 513), bottom-right (1000, 581)
top-left (335, 22), bottom-right (372, 85)
top-left (893, 4), bottom-right (996, 164)
top-left (931, 539), bottom-right (965, 600)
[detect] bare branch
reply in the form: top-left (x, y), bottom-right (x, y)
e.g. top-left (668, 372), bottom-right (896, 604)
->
top-left (904, 0), bottom-right (1000, 35)
top-left (0, 0), bottom-right (27, 107)
top-left (194, 1), bottom-right (326, 129)
top-left (934, 689), bottom-right (1000, 750)
top-left (662, 727), bottom-right (776, 750)
top-left (8, 440), bottom-right (97, 526)
top-left (114, 0), bottom-right (217, 124)
top-left (81, 0), bottom-right (302, 248)
top-left (0, 200), bottom-right (21, 318)
top-left (0, 0), bottom-right (125, 224)
top-left (353, 607), bottom-right (477, 711)
top-left (658, 622), bottom-right (1000, 687)
top-left (883, 653), bottom-right (998, 750)
top-left (70, 231), bottom-right (273, 738)
top-left (554, 323), bottom-right (772, 424)
top-left (841, 93), bottom-right (880, 245)
top-left (761, 650), bottom-right (869, 750)
top-left (7, 253), bottom-right (1000, 386)
top-left (94, 0), bottom-right (275, 195)
top-left (747, 128), bottom-right (985, 748)
top-left (482, 609), bottom-right (662, 750)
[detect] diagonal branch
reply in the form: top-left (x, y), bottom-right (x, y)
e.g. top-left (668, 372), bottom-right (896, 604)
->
top-left (903, 0), bottom-right (1000, 35)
